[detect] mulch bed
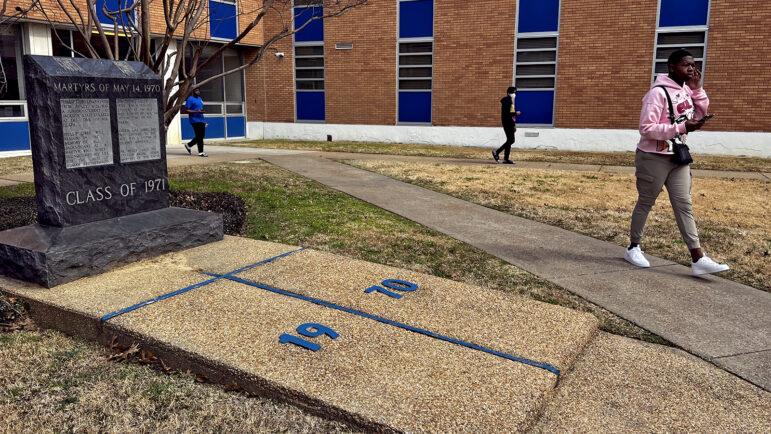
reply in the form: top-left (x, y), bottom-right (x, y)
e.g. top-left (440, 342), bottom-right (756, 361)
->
top-left (0, 191), bottom-right (247, 235)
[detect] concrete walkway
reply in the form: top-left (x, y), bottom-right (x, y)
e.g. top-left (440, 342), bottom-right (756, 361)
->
top-left (244, 150), bottom-right (770, 391)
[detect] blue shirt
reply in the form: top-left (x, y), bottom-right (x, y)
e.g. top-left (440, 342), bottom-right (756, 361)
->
top-left (185, 95), bottom-right (205, 124)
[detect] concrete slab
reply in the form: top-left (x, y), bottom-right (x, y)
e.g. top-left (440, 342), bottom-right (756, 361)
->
top-left (237, 248), bottom-right (598, 372)
top-left (533, 332), bottom-right (771, 433)
top-left (1, 236), bottom-right (294, 317)
top-left (550, 265), bottom-right (771, 371)
top-left (1, 236), bottom-right (598, 431)
top-left (181, 236), bottom-right (302, 275)
top-left (110, 278), bottom-right (561, 432)
top-left (690, 169), bottom-right (768, 179)
top-left (714, 350), bottom-right (771, 391)
top-left (0, 178), bottom-right (23, 187)
top-left (2, 172), bottom-right (34, 183)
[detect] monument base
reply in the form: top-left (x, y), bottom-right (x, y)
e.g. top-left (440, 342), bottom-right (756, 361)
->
top-left (0, 207), bottom-right (223, 288)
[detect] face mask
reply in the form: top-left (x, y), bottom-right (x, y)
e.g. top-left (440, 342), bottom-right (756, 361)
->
top-left (509, 93), bottom-right (516, 99)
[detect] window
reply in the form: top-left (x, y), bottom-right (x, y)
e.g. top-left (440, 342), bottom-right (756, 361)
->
top-left (398, 0), bottom-right (433, 124)
top-left (210, 0), bottom-right (239, 40)
top-left (653, 31), bottom-right (707, 76)
top-left (95, 0), bottom-right (135, 27)
top-left (0, 25), bottom-right (30, 151)
top-left (52, 28), bottom-right (137, 60)
top-left (514, 0), bottom-right (560, 125)
top-left (294, 1), bottom-right (325, 122)
top-left (653, 0), bottom-right (710, 82)
top-left (0, 25), bottom-right (24, 104)
top-left (183, 46), bottom-right (246, 138)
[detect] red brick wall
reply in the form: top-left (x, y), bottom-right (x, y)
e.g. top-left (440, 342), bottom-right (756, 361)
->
top-left (433, 0), bottom-right (516, 127)
top-left (703, 0), bottom-right (771, 132)
top-left (324, 1), bottom-right (397, 125)
top-left (246, 4), bottom-right (295, 122)
top-left (555, 0), bottom-right (658, 129)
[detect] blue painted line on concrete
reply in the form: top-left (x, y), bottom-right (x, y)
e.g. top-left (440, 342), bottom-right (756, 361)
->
top-left (100, 248), bottom-right (306, 322)
top-left (206, 273), bottom-right (560, 376)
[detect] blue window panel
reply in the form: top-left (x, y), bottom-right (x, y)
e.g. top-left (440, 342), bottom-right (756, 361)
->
top-left (0, 122), bottom-right (30, 151)
top-left (398, 92), bottom-right (431, 123)
top-left (182, 117), bottom-right (225, 140)
top-left (294, 7), bottom-right (324, 42)
top-left (659, 0), bottom-right (709, 27)
top-left (210, 1), bottom-right (238, 40)
top-left (518, 0), bottom-right (560, 33)
top-left (399, 0), bottom-right (434, 38)
top-left (515, 90), bottom-right (554, 124)
top-left (296, 92), bottom-right (325, 121)
top-left (226, 116), bottom-right (245, 137)
top-left (95, 0), bottom-right (135, 26)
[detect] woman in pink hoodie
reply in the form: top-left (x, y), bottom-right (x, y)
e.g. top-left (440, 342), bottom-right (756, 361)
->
top-left (624, 49), bottom-right (729, 276)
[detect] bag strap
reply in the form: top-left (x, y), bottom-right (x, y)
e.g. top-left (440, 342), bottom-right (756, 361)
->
top-left (656, 85), bottom-right (676, 125)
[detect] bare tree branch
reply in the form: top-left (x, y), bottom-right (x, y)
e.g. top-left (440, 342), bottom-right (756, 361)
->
top-left (15, 0), bottom-right (368, 129)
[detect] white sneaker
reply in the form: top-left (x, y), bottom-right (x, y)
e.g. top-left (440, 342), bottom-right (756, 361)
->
top-left (692, 256), bottom-right (730, 275)
top-left (198, 152), bottom-right (208, 157)
top-left (624, 245), bottom-right (650, 268)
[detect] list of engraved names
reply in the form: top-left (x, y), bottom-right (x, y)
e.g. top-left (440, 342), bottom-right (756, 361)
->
top-left (61, 98), bottom-right (113, 169)
top-left (117, 98), bottom-right (161, 163)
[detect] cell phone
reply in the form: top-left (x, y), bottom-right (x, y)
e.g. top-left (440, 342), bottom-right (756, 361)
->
top-left (699, 113), bottom-right (715, 122)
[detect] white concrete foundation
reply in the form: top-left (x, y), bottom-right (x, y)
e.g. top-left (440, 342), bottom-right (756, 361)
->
top-left (248, 122), bottom-right (771, 158)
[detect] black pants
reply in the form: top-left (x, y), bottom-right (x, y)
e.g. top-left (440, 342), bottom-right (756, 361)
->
top-left (496, 124), bottom-right (515, 160)
top-left (188, 122), bottom-right (206, 153)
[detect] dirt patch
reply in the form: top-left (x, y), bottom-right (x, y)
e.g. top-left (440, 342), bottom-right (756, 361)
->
top-left (0, 191), bottom-right (247, 235)
top-left (0, 293), bottom-right (33, 332)
top-left (0, 196), bottom-right (36, 231)
top-left (168, 191), bottom-right (247, 235)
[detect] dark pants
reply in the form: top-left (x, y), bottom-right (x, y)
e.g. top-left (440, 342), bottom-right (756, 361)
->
top-left (496, 124), bottom-right (515, 160)
top-left (188, 122), bottom-right (206, 153)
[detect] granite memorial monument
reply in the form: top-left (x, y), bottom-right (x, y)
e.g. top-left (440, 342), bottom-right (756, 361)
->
top-left (0, 55), bottom-right (223, 287)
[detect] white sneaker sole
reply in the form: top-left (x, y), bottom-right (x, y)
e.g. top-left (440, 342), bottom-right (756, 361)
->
top-left (692, 265), bottom-right (730, 276)
top-left (623, 253), bottom-right (650, 268)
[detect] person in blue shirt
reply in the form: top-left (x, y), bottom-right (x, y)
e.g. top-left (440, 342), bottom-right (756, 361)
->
top-left (184, 88), bottom-right (208, 157)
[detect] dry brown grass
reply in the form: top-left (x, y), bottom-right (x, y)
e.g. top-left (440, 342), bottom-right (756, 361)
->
top-left (0, 328), bottom-right (356, 433)
top-left (347, 160), bottom-right (771, 292)
top-left (229, 140), bottom-right (771, 172)
top-left (0, 156), bottom-right (33, 177)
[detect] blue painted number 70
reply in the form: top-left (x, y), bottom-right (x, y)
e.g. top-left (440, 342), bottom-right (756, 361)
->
top-left (364, 279), bottom-right (418, 299)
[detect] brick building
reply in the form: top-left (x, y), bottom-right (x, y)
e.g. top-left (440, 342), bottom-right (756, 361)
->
top-left (2, 0), bottom-right (770, 157)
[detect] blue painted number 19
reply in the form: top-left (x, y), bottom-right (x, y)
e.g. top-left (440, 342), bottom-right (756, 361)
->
top-left (279, 323), bottom-right (339, 352)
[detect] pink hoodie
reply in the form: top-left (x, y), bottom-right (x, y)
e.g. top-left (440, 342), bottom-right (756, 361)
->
top-left (637, 74), bottom-right (709, 154)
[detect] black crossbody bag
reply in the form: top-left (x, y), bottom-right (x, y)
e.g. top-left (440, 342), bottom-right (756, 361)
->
top-left (656, 85), bottom-right (694, 165)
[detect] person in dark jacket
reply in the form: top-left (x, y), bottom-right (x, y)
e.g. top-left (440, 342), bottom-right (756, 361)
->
top-left (492, 86), bottom-right (521, 164)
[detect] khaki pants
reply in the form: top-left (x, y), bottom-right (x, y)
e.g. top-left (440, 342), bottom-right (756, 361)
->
top-left (630, 149), bottom-right (701, 250)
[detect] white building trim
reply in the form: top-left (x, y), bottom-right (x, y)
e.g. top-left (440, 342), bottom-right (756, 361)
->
top-left (247, 122), bottom-right (771, 158)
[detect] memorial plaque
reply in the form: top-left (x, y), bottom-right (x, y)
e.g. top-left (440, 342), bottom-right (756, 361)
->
top-left (22, 55), bottom-right (170, 226)
top-left (117, 98), bottom-right (161, 163)
top-left (0, 56), bottom-right (223, 287)
top-left (62, 98), bottom-right (113, 169)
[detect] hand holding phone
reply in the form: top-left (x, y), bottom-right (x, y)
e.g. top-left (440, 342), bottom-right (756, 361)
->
top-left (699, 113), bottom-right (715, 123)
